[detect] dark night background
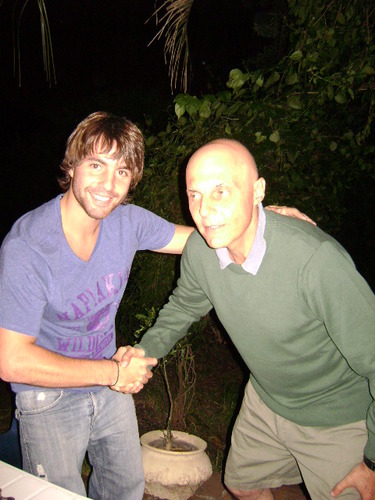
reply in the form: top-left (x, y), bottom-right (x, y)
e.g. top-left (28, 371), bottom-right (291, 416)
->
top-left (0, 0), bottom-right (374, 289)
top-left (0, 0), bottom-right (172, 240)
top-left (0, 0), bottom-right (260, 237)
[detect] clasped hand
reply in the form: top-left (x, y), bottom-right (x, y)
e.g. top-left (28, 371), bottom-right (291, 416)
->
top-left (110, 346), bottom-right (157, 394)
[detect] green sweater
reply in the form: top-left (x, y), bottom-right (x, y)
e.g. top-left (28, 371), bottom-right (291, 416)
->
top-left (139, 211), bottom-right (375, 458)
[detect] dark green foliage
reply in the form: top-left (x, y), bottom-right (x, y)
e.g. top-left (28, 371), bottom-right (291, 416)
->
top-left (116, 0), bottom-right (374, 342)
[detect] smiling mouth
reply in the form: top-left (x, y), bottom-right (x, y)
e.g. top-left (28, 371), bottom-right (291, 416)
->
top-left (93, 194), bottom-right (110, 202)
top-left (89, 192), bottom-right (115, 204)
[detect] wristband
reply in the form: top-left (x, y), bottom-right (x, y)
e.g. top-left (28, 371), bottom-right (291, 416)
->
top-left (363, 456), bottom-right (375, 471)
top-left (111, 359), bottom-right (120, 387)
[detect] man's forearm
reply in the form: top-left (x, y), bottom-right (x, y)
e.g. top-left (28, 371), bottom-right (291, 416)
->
top-left (0, 341), bottom-right (119, 387)
top-left (154, 225), bottom-right (195, 254)
top-left (0, 337), bottom-right (156, 390)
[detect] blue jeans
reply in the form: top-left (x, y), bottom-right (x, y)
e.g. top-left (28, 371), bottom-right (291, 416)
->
top-left (15, 387), bottom-right (145, 499)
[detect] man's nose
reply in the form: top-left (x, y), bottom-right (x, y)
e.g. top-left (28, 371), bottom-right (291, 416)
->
top-left (101, 171), bottom-right (116, 191)
top-left (199, 197), bottom-right (214, 217)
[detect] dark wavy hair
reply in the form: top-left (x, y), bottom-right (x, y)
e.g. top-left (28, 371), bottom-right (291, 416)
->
top-left (58, 112), bottom-right (144, 200)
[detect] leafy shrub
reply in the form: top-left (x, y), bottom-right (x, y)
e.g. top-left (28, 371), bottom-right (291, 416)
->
top-left (117, 0), bottom-right (374, 341)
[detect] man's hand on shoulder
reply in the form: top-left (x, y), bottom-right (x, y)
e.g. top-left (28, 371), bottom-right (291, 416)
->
top-left (265, 205), bottom-right (316, 225)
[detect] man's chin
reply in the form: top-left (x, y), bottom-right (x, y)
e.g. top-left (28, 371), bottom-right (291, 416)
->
top-left (85, 204), bottom-right (117, 220)
top-left (201, 236), bottom-right (225, 250)
top-left (195, 226), bottom-right (227, 249)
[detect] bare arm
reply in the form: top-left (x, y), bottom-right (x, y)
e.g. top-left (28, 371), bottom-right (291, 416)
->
top-left (0, 327), bottom-right (157, 392)
top-left (154, 224), bottom-right (195, 255)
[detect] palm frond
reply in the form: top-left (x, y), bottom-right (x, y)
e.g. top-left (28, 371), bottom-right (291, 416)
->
top-left (37, 0), bottom-right (56, 86)
top-left (12, 0), bottom-right (56, 86)
top-left (148, 0), bottom-right (194, 93)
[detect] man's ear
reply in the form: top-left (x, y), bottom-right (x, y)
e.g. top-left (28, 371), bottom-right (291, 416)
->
top-left (68, 167), bottom-right (74, 179)
top-left (254, 177), bottom-right (266, 205)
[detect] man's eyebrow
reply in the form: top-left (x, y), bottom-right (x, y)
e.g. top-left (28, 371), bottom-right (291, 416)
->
top-left (187, 182), bottom-right (227, 191)
top-left (86, 156), bottom-right (106, 163)
top-left (213, 183), bottom-right (229, 190)
top-left (86, 156), bottom-right (129, 169)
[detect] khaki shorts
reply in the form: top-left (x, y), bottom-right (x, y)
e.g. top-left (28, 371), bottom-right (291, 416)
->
top-left (224, 381), bottom-right (367, 499)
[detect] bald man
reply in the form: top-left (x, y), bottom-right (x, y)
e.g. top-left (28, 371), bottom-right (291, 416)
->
top-left (138, 139), bottom-right (375, 499)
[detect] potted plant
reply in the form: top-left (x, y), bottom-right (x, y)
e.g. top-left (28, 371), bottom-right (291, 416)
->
top-left (134, 308), bottom-right (212, 500)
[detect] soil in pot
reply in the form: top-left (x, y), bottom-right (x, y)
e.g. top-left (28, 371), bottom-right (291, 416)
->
top-left (150, 436), bottom-right (198, 452)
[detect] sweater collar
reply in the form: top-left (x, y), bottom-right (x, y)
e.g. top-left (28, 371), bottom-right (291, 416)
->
top-left (215, 203), bottom-right (267, 275)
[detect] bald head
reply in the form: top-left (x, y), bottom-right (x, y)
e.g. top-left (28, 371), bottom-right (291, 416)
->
top-left (186, 139), bottom-right (266, 263)
top-left (187, 139), bottom-right (258, 186)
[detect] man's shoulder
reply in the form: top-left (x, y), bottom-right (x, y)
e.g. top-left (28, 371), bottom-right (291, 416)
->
top-left (266, 210), bottom-right (335, 245)
top-left (185, 229), bottom-right (215, 259)
top-left (108, 203), bottom-right (166, 225)
top-left (186, 229), bottom-right (208, 248)
top-left (3, 196), bottom-right (60, 253)
top-left (265, 210), bottom-right (350, 262)
top-left (107, 203), bottom-right (173, 233)
top-left (106, 203), bottom-right (174, 250)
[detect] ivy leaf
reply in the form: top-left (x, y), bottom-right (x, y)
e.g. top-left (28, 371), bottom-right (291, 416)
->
top-left (269, 131), bottom-right (280, 143)
top-left (227, 103), bottom-right (243, 117)
top-left (178, 116), bottom-right (187, 126)
top-left (255, 132), bottom-right (266, 143)
top-left (265, 71), bottom-right (280, 88)
top-left (175, 102), bottom-right (185, 119)
top-left (330, 141), bottom-right (337, 152)
top-left (215, 103), bottom-right (226, 119)
top-left (186, 97), bottom-right (201, 116)
top-left (327, 85), bottom-right (334, 100)
top-left (227, 69), bottom-right (247, 90)
top-left (289, 50), bottom-right (303, 61)
top-left (286, 150), bottom-right (300, 164)
top-left (307, 52), bottom-right (319, 63)
top-left (337, 12), bottom-right (345, 25)
top-left (287, 95), bottom-right (302, 109)
top-left (255, 75), bottom-right (264, 87)
top-left (174, 94), bottom-right (187, 106)
top-left (334, 92), bottom-right (347, 104)
top-left (285, 73), bottom-right (299, 85)
top-left (145, 136), bottom-right (157, 147)
top-left (327, 37), bottom-right (336, 48)
top-left (199, 100), bottom-right (211, 119)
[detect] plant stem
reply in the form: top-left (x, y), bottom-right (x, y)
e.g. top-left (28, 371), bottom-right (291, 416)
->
top-left (162, 358), bottom-right (173, 448)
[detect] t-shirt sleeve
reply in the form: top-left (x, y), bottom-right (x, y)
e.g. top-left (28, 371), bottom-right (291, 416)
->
top-left (0, 239), bottom-right (47, 336)
top-left (128, 205), bottom-right (175, 251)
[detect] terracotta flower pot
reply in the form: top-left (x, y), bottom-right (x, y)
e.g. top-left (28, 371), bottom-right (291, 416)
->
top-left (141, 430), bottom-right (212, 500)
